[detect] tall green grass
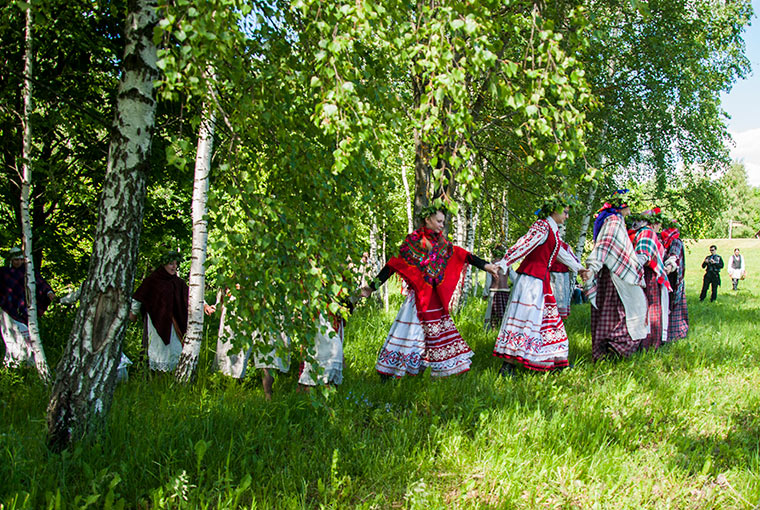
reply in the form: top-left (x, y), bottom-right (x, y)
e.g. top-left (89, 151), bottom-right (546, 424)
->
top-left (1, 239), bottom-right (759, 509)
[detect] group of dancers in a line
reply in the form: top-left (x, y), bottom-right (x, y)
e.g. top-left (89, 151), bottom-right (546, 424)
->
top-left (359, 189), bottom-right (688, 379)
top-left (0, 189), bottom-right (689, 397)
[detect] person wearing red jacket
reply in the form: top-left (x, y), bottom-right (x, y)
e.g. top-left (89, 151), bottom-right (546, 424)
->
top-left (493, 200), bottom-right (587, 375)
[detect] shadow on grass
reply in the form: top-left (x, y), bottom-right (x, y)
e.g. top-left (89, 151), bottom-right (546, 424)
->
top-left (668, 406), bottom-right (760, 476)
top-left (3, 281), bottom-right (760, 507)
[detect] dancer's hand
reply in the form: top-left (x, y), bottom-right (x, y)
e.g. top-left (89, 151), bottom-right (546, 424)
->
top-left (578, 268), bottom-right (591, 282)
top-left (359, 286), bottom-right (373, 298)
top-left (484, 263), bottom-right (499, 279)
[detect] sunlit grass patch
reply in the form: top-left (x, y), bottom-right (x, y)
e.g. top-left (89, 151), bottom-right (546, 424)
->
top-left (1, 239), bottom-right (759, 508)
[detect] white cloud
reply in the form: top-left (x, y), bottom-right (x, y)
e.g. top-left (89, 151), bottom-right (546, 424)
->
top-left (729, 128), bottom-right (760, 187)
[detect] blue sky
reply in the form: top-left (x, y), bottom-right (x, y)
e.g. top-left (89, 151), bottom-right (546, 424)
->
top-left (721, 0), bottom-right (760, 184)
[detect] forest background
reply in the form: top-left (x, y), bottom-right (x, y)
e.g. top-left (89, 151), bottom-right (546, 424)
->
top-left (0, 0), bottom-right (759, 504)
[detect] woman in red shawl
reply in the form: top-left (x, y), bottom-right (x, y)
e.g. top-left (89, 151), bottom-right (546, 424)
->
top-left (360, 206), bottom-right (498, 378)
top-left (626, 210), bottom-right (672, 351)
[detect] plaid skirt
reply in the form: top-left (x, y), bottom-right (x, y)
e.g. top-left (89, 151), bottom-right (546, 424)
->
top-left (667, 281), bottom-right (689, 341)
top-left (488, 290), bottom-right (510, 330)
top-left (590, 267), bottom-right (641, 361)
top-left (640, 267), bottom-right (663, 351)
top-left (376, 291), bottom-right (473, 378)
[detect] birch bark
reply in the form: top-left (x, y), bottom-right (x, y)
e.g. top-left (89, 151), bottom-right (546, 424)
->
top-left (574, 183), bottom-right (598, 258)
top-left (381, 219), bottom-right (388, 312)
top-left (47, 0), bottom-right (159, 451)
top-left (175, 89), bottom-right (215, 383)
top-left (469, 198), bottom-right (481, 296)
top-left (502, 189), bottom-right (509, 247)
top-left (461, 204), bottom-right (475, 305)
top-left (19, 5), bottom-right (50, 382)
top-left (401, 162), bottom-right (414, 233)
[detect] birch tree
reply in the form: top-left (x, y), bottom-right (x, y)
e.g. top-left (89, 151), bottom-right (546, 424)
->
top-left (175, 88), bottom-right (215, 383)
top-left (18, 3), bottom-right (50, 383)
top-left (461, 204), bottom-right (477, 305)
top-left (47, 0), bottom-right (159, 451)
top-left (501, 189), bottom-right (509, 247)
top-left (401, 163), bottom-right (414, 233)
top-left (574, 183), bottom-right (597, 258)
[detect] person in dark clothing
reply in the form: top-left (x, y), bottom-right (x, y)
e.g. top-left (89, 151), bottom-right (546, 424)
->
top-left (699, 245), bottom-right (724, 302)
top-left (0, 247), bottom-right (55, 367)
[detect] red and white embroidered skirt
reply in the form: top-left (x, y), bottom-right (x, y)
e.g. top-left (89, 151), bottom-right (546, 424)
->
top-left (493, 273), bottom-right (569, 371)
top-left (376, 291), bottom-right (473, 378)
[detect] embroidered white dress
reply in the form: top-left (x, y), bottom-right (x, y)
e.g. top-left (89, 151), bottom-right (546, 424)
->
top-left (493, 217), bottom-right (583, 371)
top-left (214, 298), bottom-right (252, 379)
top-left (298, 314), bottom-right (343, 386)
top-left (376, 291), bottom-right (427, 377)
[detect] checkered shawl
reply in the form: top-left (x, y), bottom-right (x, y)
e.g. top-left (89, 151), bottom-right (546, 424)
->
top-left (585, 214), bottom-right (643, 304)
top-left (666, 237), bottom-right (689, 340)
top-left (632, 227), bottom-right (672, 292)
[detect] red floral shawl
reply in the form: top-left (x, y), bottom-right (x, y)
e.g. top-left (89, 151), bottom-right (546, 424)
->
top-left (387, 227), bottom-right (469, 314)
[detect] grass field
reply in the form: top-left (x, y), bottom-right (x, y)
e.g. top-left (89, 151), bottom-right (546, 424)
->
top-left (1, 239), bottom-right (760, 509)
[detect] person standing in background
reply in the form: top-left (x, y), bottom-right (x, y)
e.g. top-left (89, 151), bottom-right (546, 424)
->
top-left (699, 245), bottom-right (724, 302)
top-left (0, 247), bottom-right (55, 368)
top-left (727, 248), bottom-right (745, 291)
top-left (484, 245), bottom-right (517, 331)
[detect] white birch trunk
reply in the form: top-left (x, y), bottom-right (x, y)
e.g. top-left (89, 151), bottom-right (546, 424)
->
top-left (461, 204), bottom-right (475, 305)
top-left (369, 219), bottom-right (378, 269)
top-left (469, 198), bottom-right (481, 296)
top-left (574, 182), bottom-right (598, 258)
top-left (570, 182), bottom-right (598, 285)
top-left (502, 189), bottom-right (509, 247)
top-left (401, 158), bottom-right (414, 233)
top-left (19, 6), bottom-right (50, 383)
top-left (381, 219), bottom-right (388, 312)
top-left (457, 204), bottom-right (466, 247)
top-left (450, 200), bottom-right (466, 311)
top-left (47, 0), bottom-right (159, 451)
top-left (175, 90), bottom-right (215, 383)
top-left (369, 219), bottom-right (381, 303)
